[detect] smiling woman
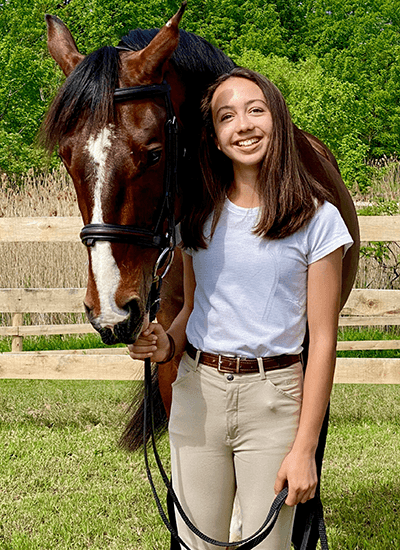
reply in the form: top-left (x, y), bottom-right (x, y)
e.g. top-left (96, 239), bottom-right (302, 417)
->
top-left (211, 77), bottom-right (274, 187)
top-left (128, 67), bottom-right (356, 549)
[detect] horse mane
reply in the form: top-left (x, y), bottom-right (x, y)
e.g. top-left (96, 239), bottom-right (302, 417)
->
top-left (41, 29), bottom-right (235, 153)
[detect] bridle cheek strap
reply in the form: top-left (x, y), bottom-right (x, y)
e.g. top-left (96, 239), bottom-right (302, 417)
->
top-left (79, 81), bottom-right (178, 314)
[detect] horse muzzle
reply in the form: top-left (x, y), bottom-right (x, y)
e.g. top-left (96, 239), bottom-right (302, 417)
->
top-left (84, 297), bottom-right (146, 345)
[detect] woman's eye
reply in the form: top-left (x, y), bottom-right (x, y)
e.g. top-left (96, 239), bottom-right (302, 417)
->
top-left (220, 113), bottom-right (233, 122)
top-left (148, 149), bottom-right (162, 166)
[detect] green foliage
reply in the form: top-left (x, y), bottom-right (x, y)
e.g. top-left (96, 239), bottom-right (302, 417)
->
top-left (181, 0), bottom-right (285, 58)
top-left (0, 0), bottom-right (62, 174)
top-left (357, 200), bottom-right (400, 216)
top-left (292, 0), bottom-right (400, 163)
top-left (1, 0), bottom-right (399, 183)
top-left (360, 241), bottom-right (391, 265)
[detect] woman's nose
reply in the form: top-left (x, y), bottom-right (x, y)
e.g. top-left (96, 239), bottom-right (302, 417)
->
top-left (237, 113), bottom-right (254, 132)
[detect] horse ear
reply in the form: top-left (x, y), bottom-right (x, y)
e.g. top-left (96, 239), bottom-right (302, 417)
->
top-left (124, 2), bottom-right (187, 83)
top-left (45, 14), bottom-right (85, 76)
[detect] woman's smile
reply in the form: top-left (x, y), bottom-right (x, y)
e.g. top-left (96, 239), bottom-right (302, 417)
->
top-left (235, 136), bottom-right (262, 148)
top-left (211, 76), bottom-right (273, 173)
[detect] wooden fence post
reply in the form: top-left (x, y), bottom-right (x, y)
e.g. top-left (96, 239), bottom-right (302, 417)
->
top-left (11, 313), bottom-right (23, 352)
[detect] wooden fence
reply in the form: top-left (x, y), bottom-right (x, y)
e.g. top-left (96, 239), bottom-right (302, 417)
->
top-left (1, 216), bottom-right (400, 384)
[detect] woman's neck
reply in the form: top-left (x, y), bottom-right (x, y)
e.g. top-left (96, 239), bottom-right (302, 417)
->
top-left (228, 165), bottom-right (261, 208)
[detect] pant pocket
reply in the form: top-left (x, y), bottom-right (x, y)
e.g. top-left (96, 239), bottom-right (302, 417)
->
top-left (266, 361), bottom-right (303, 403)
top-left (171, 352), bottom-right (194, 389)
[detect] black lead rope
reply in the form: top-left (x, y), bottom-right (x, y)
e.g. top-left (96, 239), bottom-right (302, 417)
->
top-left (143, 355), bottom-right (329, 549)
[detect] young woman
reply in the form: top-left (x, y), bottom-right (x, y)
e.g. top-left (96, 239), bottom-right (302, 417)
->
top-left (128, 67), bottom-right (353, 549)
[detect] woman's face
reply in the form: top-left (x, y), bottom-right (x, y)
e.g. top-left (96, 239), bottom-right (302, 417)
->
top-left (211, 77), bottom-right (273, 173)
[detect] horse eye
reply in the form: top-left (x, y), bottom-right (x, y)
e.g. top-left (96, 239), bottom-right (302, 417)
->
top-left (148, 149), bottom-right (162, 166)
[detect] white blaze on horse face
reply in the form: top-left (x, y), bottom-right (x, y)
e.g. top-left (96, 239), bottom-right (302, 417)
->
top-left (86, 126), bottom-right (128, 328)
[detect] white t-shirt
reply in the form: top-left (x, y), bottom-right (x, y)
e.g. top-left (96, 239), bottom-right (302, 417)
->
top-left (185, 199), bottom-right (353, 358)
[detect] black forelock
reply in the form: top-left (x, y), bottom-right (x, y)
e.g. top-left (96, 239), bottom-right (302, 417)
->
top-left (41, 45), bottom-right (120, 153)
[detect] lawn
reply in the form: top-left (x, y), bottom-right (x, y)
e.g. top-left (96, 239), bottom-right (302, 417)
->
top-left (0, 380), bottom-right (399, 550)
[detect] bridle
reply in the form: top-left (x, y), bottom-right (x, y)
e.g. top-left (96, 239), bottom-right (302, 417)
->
top-left (80, 79), bottom-right (179, 315)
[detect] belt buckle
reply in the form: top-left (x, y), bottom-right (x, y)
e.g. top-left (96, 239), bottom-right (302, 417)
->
top-left (217, 354), bottom-right (227, 373)
top-left (235, 356), bottom-right (241, 374)
top-left (217, 354), bottom-right (242, 374)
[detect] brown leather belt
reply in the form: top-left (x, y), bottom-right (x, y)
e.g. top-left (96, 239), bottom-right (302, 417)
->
top-left (186, 342), bottom-right (301, 374)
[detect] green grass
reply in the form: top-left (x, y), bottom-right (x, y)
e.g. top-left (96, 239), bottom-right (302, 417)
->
top-left (337, 327), bottom-right (400, 358)
top-left (0, 381), bottom-right (399, 549)
top-left (323, 385), bottom-right (400, 550)
top-left (0, 334), bottom-right (125, 353)
top-left (0, 379), bottom-right (171, 550)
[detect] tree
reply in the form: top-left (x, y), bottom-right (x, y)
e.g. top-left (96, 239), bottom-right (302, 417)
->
top-left (0, 0), bottom-right (62, 174)
top-left (0, 0), bottom-right (399, 184)
top-left (295, 0), bottom-right (400, 160)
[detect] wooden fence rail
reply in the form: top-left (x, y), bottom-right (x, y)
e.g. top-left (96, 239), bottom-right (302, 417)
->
top-left (1, 216), bottom-right (400, 383)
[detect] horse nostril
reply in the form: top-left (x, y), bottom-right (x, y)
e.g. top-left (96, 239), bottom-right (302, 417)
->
top-left (112, 298), bottom-right (145, 345)
top-left (125, 298), bottom-right (142, 326)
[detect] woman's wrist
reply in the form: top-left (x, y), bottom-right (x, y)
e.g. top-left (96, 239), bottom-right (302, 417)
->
top-left (157, 333), bottom-right (176, 364)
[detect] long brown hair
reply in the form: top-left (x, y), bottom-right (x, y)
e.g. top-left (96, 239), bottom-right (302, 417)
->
top-left (181, 67), bottom-right (337, 249)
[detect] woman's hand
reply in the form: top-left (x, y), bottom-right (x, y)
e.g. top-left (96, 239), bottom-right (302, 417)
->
top-left (274, 449), bottom-right (318, 506)
top-left (127, 323), bottom-right (171, 363)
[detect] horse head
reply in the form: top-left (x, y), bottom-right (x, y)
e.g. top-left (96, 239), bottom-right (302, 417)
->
top-left (43, 4), bottom-right (188, 345)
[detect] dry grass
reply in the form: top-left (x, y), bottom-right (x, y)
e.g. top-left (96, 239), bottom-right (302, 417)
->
top-left (1, 159), bottom-right (400, 327)
top-left (0, 168), bottom-right (79, 218)
top-left (0, 167), bottom-right (86, 326)
top-left (353, 156), bottom-right (400, 203)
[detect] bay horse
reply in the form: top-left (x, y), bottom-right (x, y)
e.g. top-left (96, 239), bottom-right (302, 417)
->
top-left (41, 3), bottom-right (359, 548)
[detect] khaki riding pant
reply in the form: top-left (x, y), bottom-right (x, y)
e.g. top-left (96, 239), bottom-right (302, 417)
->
top-left (169, 351), bottom-right (303, 550)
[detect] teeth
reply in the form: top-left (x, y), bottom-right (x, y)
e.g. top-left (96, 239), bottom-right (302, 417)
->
top-left (237, 137), bottom-right (260, 147)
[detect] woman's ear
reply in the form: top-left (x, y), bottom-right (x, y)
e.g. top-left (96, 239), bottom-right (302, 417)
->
top-left (213, 134), bottom-right (221, 151)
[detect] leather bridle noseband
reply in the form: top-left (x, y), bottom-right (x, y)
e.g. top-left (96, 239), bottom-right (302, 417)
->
top-left (80, 79), bottom-right (179, 309)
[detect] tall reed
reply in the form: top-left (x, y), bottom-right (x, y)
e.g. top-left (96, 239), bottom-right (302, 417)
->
top-left (0, 167), bottom-right (86, 326)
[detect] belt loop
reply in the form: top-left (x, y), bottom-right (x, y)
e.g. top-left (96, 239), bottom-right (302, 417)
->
top-left (257, 357), bottom-right (266, 380)
top-left (194, 349), bottom-right (201, 370)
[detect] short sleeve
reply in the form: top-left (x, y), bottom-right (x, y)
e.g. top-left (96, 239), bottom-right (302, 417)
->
top-left (307, 202), bottom-right (354, 265)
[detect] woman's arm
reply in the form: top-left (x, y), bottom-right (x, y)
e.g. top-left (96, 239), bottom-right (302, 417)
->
top-left (128, 251), bottom-right (195, 363)
top-left (274, 246), bottom-right (343, 506)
